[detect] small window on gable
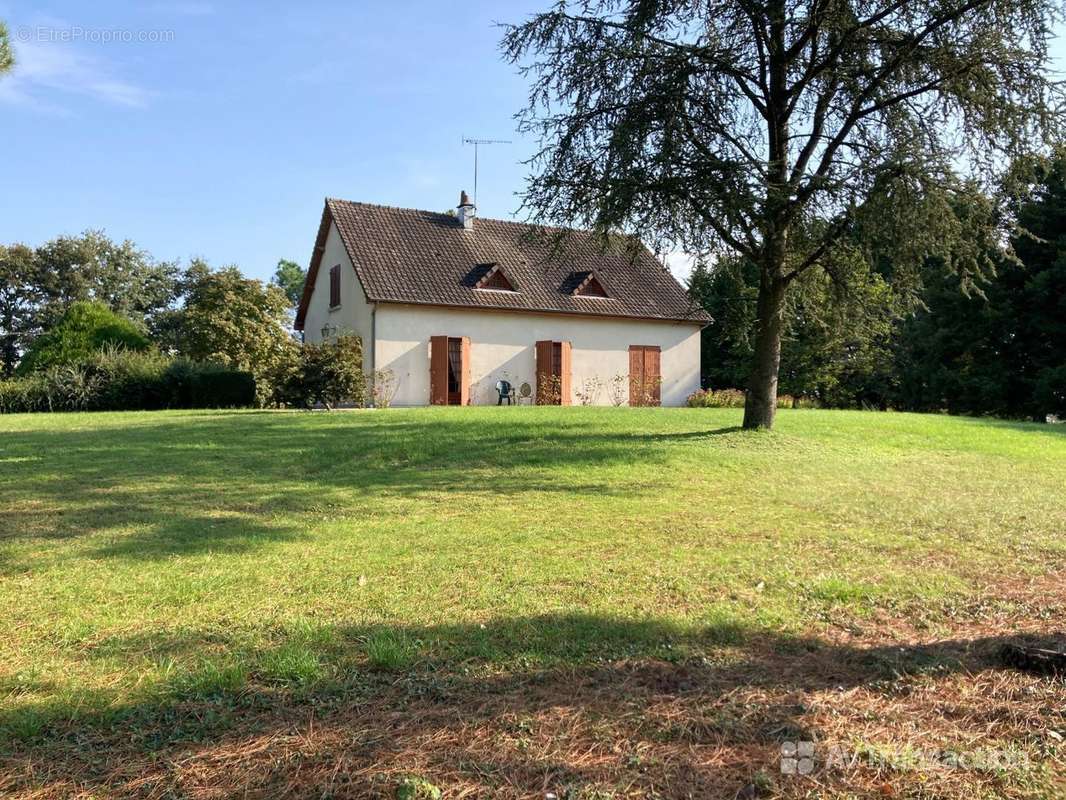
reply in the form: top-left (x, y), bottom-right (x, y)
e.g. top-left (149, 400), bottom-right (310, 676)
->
top-left (329, 264), bottom-right (341, 308)
top-left (571, 270), bottom-right (609, 298)
top-left (474, 263), bottom-right (517, 292)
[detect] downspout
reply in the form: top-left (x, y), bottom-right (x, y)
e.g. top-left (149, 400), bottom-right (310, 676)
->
top-left (369, 303), bottom-right (377, 406)
top-left (369, 304), bottom-right (376, 375)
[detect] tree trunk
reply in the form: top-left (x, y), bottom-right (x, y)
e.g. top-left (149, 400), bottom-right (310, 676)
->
top-left (743, 274), bottom-right (788, 430)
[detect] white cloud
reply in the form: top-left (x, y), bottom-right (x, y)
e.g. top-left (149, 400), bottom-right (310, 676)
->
top-left (0, 36), bottom-right (150, 111)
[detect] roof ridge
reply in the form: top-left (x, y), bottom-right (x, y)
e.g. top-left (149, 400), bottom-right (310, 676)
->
top-left (324, 197), bottom-right (596, 236)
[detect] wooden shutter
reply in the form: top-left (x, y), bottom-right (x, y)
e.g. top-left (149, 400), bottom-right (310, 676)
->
top-left (629, 345), bottom-right (644, 406)
top-left (628, 345), bottom-right (661, 406)
top-left (459, 336), bottom-right (471, 406)
top-left (430, 335), bottom-right (448, 405)
top-left (535, 340), bottom-right (553, 404)
top-left (329, 265), bottom-right (340, 308)
top-left (559, 341), bottom-right (572, 406)
top-left (644, 346), bottom-right (661, 406)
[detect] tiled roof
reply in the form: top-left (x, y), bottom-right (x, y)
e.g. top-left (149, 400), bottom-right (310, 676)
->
top-left (295, 198), bottom-right (710, 330)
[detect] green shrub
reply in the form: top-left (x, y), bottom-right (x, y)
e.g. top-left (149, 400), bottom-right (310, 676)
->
top-left (17, 301), bottom-right (150, 375)
top-left (0, 374), bottom-right (49, 413)
top-left (278, 335), bottom-right (365, 409)
top-left (0, 349), bottom-right (255, 413)
top-left (687, 388), bottom-right (819, 409)
top-left (687, 388), bottom-right (747, 408)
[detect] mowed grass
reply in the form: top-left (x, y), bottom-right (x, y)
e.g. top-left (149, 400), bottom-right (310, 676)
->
top-left (0, 407), bottom-right (1064, 795)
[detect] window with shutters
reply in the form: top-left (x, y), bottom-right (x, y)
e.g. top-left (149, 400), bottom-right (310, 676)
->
top-left (328, 264), bottom-right (341, 308)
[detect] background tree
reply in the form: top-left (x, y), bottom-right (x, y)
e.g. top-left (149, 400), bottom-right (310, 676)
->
top-left (164, 259), bottom-right (295, 404)
top-left (0, 231), bottom-right (179, 372)
top-left (271, 259), bottom-right (307, 309)
top-left (33, 231), bottom-right (179, 332)
top-left (0, 21), bottom-right (14, 76)
top-left (689, 253), bottom-right (898, 405)
top-left (0, 244), bottom-right (39, 376)
top-left (16, 301), bottom-right (150, 375)
top-left (894, 154), bottom-right (1066, 420)
top-left (504, 0), bottom-right (1063, 428)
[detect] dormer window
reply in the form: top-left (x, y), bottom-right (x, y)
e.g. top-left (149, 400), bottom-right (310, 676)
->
top-left (569, 270), bottom-right (609, 298)
top-left (472, 263), bottom-right (517, 292)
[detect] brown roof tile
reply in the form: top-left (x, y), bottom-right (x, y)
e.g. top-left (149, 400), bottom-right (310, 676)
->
top-left (295, 198), bottom-right (710, 330)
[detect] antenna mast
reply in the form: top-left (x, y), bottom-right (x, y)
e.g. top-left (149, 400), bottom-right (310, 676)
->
top-left (462, 136), bottom-right (512, 206)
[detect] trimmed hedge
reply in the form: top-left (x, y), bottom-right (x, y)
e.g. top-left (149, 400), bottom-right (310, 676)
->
top-left (0, 349), bottom-right (255, 413)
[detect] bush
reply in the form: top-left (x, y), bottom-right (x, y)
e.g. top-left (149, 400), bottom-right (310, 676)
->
top-left (278, 335), bottom-right (365, 409)
top-left (687, 388), bottom-right (820, 409)
top-left (17, 301), bottom-right (150, 375)
top-left (0, 349), bottom-right (255, 413)
top-left (687, 388), bottom-right (746, 408)
top-left (0, 374), bottom-right (49, 413)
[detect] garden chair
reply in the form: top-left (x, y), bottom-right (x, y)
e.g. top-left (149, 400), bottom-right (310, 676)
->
top-left (495, 380), bottom-right (516, 405)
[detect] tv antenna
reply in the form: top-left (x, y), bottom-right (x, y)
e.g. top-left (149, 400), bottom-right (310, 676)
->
top-left (462, 136), bottom-right (511, 206)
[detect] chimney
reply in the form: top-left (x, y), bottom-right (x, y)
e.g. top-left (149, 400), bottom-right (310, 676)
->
top-left (457, 190), bottom-right (475, 230)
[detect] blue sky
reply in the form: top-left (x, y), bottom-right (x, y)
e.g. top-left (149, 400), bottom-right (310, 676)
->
top-left (2, 2), bottom-right (1064, 284)
top-left (1, 1), bottom-right (542, 281)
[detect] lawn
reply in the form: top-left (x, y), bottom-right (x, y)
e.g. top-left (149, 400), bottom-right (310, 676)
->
top-left (0, 407), bottom-right (1063, 798)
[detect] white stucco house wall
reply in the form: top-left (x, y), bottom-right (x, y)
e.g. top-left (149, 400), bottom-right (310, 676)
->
top-left (296, 193), bottom-right (708, 407)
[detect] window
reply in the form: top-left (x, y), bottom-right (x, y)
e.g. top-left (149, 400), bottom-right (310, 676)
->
top-left (473, 263), bottom-right (517, 292)
top-left (573, 272), bottom-right (608, 297)
top-left (329, 264), bottom-right (341, 308)
top-left (479, 269), bottom-right (515, 291)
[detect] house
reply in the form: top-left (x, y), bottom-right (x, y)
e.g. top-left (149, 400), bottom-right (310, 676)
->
top-left (295, 192), bottom-right (709, 407)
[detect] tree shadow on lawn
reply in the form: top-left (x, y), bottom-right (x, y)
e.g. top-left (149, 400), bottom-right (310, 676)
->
top-left (1, 612), bottom-right (1062, 798)
top-left (0, 413), bottom-right (744, 565)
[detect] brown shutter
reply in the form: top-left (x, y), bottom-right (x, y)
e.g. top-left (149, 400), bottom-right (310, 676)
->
top-left (430, 336), bottom-right (448, 405)
top-left (329, 265), bottom-right (340, 308)
top-left (629, 345), bottom-right (644, 406)
top-left (644, 346), bottom-right (661, 406)
top-left (535, 340), bottom-right (553, 404)
top-left (459, 336), bottom-right (471, 405)
top-left (559, 341), bottom-right (572, 406)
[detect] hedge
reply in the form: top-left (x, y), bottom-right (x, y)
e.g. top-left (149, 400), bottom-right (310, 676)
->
top-left (0, 349), bottom-right (255, 413)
